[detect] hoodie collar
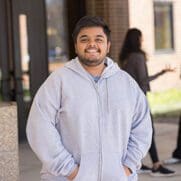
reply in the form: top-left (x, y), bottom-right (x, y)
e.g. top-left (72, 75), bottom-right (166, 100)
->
top-left (64, 57), bottom-right (120, 79)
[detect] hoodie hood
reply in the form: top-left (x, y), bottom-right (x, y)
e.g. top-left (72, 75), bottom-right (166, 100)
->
top-left (64, 57), bottom-right (120, 80)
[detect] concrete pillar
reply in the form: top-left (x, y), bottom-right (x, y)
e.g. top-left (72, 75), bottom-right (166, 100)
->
top-left (0, 102), bottom-right (19, 181)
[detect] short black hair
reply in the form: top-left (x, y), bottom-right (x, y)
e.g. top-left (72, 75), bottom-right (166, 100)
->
top-left (72, 16), bottom-right (111, 43)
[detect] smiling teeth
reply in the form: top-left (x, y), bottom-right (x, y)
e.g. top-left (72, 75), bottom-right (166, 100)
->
top-left (86, 49), bottom-right (98, 53)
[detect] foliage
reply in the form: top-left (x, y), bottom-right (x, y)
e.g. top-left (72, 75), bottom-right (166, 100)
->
top-left (147, 89), bottom-right (181, 117)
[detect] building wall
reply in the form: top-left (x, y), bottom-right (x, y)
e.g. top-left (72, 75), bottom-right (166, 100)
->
top-left (128, 0), bottom-right (181, 91)
top-left (86, 0), bottom-right (129, 61)
top-left (85, 0), bottom-right (181, 91)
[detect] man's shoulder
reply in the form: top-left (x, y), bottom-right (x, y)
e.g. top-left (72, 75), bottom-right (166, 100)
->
top-left (116, 68), bottom-right (133, 80)
top-left (117, 68), bottom-right (141, 89)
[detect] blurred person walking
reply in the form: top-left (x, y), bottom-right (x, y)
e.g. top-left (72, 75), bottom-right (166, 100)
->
top-left (119, 28), bottom-right (175, 177)
top-left (164, 68), bottom-right (181, 164)
top-left (164, 115), bottom-right (181, 164)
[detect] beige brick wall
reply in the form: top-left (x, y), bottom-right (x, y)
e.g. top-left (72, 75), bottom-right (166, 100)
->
top-left (86, 0), bottom-right (129, 61)
top-left (128, 0), bottom-right (181, 91)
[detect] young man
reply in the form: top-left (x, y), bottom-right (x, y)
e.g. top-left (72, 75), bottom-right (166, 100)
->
top-left (26, 16), bottom-right (152, 181)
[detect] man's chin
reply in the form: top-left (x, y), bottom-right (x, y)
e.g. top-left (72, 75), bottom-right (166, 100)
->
top-left (79, 58), bottom-right (104, 67)
top-left (84, 61), bottom-right (100, 67)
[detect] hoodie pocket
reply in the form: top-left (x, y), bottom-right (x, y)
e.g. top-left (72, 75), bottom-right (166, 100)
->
top-left (127, 171), bottom-right (137, 181)
top-left (101, 153), bottom-right (128, 181)
top-left (72, 153), bottom-right (99, 181)
top-left (121, 166), bottom-right (138, 181)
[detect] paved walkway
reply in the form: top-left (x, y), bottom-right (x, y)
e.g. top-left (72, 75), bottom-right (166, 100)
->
top-left (19, 119), bottom-right (181, 181)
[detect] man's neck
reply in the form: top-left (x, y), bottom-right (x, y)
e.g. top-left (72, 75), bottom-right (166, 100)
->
top-left (81, 62), bottom-right (106, 77)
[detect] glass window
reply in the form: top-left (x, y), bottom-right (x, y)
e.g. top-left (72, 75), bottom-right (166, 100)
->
top-left (46, 0), bottom-right (69, 73)
top-left (154, 2), bottom-right (174, 51)
top-left (19, 14), bottom-right (31, 102)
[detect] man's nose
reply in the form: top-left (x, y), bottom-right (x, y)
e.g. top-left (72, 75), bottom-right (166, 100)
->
top-left (88, 39), bottom-right (96, 47)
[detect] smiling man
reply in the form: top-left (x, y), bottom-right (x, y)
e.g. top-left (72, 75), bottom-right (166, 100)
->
top-left (26, 16), bottom-right (152, 181)
top-left (75, 26), bottom-right (110, 67)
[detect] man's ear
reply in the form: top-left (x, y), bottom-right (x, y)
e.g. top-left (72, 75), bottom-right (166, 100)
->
top-left (107, 41), bottom-right (111, 53)
top-left (74, 43), bottom-right (78, 54)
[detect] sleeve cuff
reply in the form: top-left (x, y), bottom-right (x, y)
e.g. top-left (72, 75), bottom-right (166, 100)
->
top-left (123, 157), bottom-right (141, 173)
top-left (66, 163), bottom-right (79, 177)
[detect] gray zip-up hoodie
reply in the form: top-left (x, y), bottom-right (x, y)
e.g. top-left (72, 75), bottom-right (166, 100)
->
top-left (26, 57), bottom-right (152, 181)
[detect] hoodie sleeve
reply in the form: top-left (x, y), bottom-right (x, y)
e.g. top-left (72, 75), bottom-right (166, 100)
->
top-left (123, 80), bottom-right (152, 172)
top-left (26, 71), bottom-right (77, 177)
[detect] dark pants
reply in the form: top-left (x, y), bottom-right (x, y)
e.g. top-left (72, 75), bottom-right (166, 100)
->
top-left (148, 114), bottom-right (159, 163)
top-left (172, 115), bottom-right (181, 159)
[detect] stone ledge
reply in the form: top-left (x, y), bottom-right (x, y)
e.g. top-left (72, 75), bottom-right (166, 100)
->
top-left (0, 102), bottom-right (19, 181)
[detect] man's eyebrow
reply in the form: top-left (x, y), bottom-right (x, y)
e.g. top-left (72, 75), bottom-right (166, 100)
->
top-left (96, 35), bottom-right (104, 38)
top-left (79, 34), bottom-right (105, 39)
top-left (79, 35), bottom-right (88, 39)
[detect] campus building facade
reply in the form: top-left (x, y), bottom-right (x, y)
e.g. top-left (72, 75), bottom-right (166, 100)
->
top-left (0, 0), bottom-right (180, 139)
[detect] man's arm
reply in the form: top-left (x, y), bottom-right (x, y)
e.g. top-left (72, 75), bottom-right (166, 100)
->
top-left (26, 71), bottom-right (77, 177)
top-left (123, 81), bottom-right (152, 173)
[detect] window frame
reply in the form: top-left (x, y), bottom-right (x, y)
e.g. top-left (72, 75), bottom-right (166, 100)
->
top-left (153, 1), bottom-right (174, 54)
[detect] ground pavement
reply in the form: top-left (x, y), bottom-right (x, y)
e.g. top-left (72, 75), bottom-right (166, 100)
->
top-left (19, 118), bottom-right (181, 181)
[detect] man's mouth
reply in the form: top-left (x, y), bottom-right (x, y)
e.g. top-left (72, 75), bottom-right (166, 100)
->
top-left (85, 48), bottom-right (99, 53)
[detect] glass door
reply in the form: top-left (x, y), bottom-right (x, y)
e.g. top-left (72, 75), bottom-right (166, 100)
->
top-left (46, 0), bottom-right (69, 73)
top-left (11, 0), bottom-right (48, 140)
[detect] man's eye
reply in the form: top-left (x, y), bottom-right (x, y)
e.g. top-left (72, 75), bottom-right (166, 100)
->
top-left (96, 39), bottom-right (104, 43)
top-left (80, 39), bottom-right (88, 42)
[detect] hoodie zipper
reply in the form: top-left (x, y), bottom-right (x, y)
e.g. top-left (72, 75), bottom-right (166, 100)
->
top-left (92, 80), bottom-right (103, 181)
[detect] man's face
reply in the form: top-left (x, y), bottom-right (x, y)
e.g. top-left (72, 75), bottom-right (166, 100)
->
top-left (74, 27), bottom-right (111, 67)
